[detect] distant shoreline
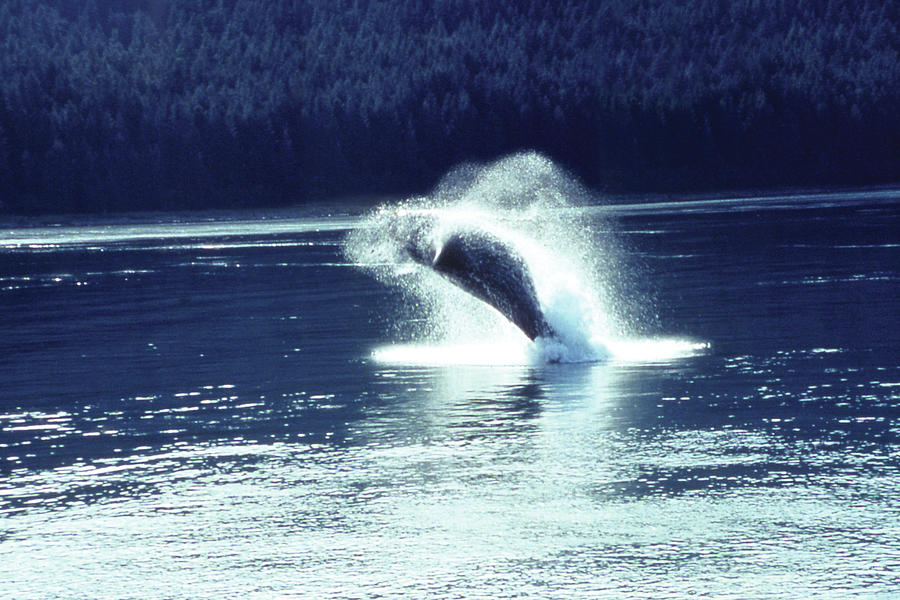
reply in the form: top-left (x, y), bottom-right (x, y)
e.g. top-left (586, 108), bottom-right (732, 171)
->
top-left (2, 184), bottom-right (897, 230)
top-left (2, 1), bottom-right (897, 214)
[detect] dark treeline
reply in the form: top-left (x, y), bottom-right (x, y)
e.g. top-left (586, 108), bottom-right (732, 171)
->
top-left (0, 0), bottom-right (898, 213)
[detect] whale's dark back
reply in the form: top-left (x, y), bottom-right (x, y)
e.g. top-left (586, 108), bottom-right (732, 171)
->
top-left (431, 231), bottom-right (554, 340)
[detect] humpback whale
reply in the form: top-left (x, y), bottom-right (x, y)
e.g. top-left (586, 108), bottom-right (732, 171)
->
top-left (394, 215), bottom-right (556, 341)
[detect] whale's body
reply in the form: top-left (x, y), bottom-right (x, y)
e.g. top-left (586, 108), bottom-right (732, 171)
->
top-left (399, 218), bottom-right (555, 341)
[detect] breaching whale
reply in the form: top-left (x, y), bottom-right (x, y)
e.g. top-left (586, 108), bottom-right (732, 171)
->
top-left (393, 214), bottom-right (556, 341)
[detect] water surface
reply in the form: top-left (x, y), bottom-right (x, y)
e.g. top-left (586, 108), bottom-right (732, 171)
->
top-left (2, 191), bottom-right (899, 599)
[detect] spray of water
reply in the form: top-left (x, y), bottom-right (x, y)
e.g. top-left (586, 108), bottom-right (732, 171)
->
top-left (345, 152), bottom-right (705, 365)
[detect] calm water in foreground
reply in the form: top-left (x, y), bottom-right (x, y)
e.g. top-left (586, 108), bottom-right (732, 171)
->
top-left (1, 191), bottom-right (899, 599)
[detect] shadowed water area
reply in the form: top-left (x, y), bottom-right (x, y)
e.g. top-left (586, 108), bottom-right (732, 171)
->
top-left (1, 179), bottom-right (899, 597)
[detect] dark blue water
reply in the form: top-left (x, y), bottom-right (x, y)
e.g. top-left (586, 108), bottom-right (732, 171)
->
top-left (2, 192), bottom-right (899, 599)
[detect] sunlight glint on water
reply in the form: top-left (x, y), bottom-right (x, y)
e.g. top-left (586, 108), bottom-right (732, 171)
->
top-left (1, 180), bottom-right (899, 599)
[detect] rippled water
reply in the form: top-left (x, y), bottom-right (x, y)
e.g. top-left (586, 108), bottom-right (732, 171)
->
top-left (2, 192), bottom-right (899, 599)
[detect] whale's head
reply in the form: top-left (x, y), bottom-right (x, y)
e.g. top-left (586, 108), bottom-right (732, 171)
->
top-left (386, 211), bottom-right (441, 266)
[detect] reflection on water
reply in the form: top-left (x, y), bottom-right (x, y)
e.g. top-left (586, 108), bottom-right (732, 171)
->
top-left (2, 196), bottom-right (900, 599)
top-left (11, 348), bottom-right (895, 598)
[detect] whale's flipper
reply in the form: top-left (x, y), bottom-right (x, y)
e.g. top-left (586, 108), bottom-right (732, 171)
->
top-left (429, 231), bottom-right (555, 341)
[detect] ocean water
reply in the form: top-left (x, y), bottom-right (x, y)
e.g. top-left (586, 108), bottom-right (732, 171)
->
top-left (1, 185), bottom-right (899, 598)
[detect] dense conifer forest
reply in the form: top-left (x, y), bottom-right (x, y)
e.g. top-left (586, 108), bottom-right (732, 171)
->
top-left (0, 0), bottom-right (898, 213)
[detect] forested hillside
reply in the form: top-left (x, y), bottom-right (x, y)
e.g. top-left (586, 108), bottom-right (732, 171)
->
top-left (1, 0), bottom-right (898, 213)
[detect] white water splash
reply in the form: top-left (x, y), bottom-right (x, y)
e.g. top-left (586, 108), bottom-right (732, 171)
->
top-left (345, 152), bottom-right (705, 365)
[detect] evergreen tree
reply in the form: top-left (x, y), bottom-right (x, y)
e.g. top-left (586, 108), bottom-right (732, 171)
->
top-left (0, 0), bottom-right (896, 212)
